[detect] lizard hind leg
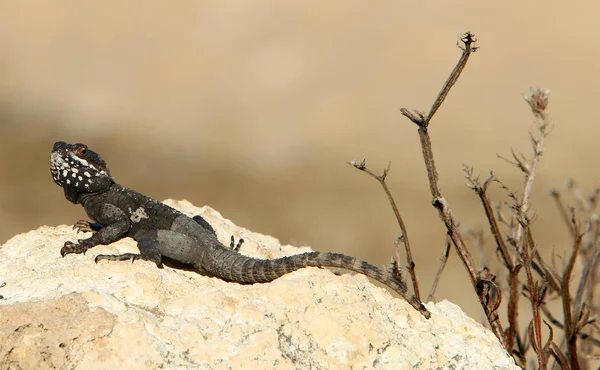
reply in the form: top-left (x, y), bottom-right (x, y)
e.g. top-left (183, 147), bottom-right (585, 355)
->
top-left (94, 238), bottom-right (164, 268)
top-left (229, 235), bottom-right (244, 252)
top-left (193, 215), bottom-right (243, 251)
top-left (192, 215), bottom-right (217, 235)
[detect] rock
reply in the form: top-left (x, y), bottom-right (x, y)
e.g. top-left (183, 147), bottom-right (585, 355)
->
top-left (0, 200), bottom-right (518, 369)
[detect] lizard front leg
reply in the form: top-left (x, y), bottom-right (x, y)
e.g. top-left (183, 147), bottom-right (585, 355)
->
top-left (61, 204), bottom-right (131, 257)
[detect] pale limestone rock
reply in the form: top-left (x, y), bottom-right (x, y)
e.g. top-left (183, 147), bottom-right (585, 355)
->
top-left (0, 200), bottom-right (518, 369)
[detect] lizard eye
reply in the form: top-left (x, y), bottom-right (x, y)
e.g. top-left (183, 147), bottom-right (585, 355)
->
top-left (75, 147), bottom-right (87, 157)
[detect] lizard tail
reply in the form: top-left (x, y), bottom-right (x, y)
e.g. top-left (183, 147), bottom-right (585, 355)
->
top-left (201, 249), bottom-right (430, 318)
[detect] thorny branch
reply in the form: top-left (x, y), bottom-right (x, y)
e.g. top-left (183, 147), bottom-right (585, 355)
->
top-left (512, 88), bottom-right (553, 246)
top-left (468, 84), bottom-right (600, 368)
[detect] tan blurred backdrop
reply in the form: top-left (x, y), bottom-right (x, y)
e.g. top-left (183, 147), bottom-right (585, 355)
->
top-left (0, 1), bottom-right (598, 320)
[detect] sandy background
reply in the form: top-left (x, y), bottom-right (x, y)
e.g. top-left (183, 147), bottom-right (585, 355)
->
top-left (0, 1), bottom-right (598, 322)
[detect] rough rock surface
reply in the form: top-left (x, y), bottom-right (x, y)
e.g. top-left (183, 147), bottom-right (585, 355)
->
top-left (0, 200), bottom-right (518, 369)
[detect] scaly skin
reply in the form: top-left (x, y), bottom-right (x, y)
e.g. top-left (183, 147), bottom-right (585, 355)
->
top-left (50, 141), bottom-right (430, 318)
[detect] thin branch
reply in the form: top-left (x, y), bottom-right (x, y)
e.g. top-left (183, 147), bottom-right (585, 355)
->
top-left (494, 201), bottom-right (513, 229)
top-left (400, 32), bottom-right (508, 346)
top-left (348, 159), bottom-right (421, 299)
top-left (567, 180), bottom-right (589, 212)
top-left (424, 32), bottom-right (478, 125)
top-left (551, 342), bottom-right (572, 370)
top-left (550, 189), bottom-right (578, 239)
top-left (513, 88), bottom-right (553, 245)
top-left (464, 227), bottom-right (487, 267)
top-left (573, 235), bottom-right (600, 318)
top-left (464, 167), bottom-right (514, 270)
top-left (464, 167), bottom-right (527, 351)
top-left (522, 222), bottom-right (549, 369)
top-left (561, 223), bottom-right (585, 370)
top-left (506, 263), bottom-right (523, 353)
top-left (427, 237), bottom-right (451, 302)
top-left (525, 226), bottom-right (562, 292)
top-left (541, 304), bottom-right (600, 347)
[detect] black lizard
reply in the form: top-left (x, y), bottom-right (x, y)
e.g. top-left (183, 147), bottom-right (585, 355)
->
top-left (50, 141), bottom-right (430, 318)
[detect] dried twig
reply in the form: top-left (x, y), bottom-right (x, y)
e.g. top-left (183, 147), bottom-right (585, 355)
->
top-left (521, 221), bottom-right (550, 369)
top-left (351, 30), bottom-right (600, 367)
top-left (427, 237), bottom-right (451, 302)
top-left (400, 32), bottom-right (509, 346)
top-left (550, 189), bottom-right (578, 239)
top-left (348, 159), bottom-right (421, 299)
top-left (464, 168), bottom-right (514, 270)
top-left (525, 228), bottom-right (562, 292)
top-left (573, 246), bottom-right (600, 327)
top-left (512, 88), bottom-right (553, 245)
top-left (424, 33), bottom-right (479, 124)
top-left (464, 227), bottom-right (487, 268)
top-left (567, 180), bottom-right (589, 212)
top-left (464, 167), bottom-right (527, 352)
top-left (561, 219), bottom-right (585, 370)
top-left (541, 303), bottom-right (600, 347)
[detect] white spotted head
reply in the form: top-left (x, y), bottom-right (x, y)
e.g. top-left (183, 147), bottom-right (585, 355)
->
top-left (50, 141), bottom-right (113, 196)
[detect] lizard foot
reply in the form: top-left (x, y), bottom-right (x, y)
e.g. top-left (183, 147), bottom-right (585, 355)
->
top-left (72, 220), bottom-right (102, 233)
top-left (230, 236), bottom-right (244, 252)
top-left (60, 241), bottom-right (89, 257)
top-left (95, 253), bottom-right (164, 269)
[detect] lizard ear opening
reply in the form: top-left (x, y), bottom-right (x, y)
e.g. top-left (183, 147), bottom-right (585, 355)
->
top-left (98, 162), bottom-right (111, 176)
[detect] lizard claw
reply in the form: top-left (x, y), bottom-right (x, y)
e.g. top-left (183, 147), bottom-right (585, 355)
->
top-left (60, 241), bottom-right (75, 257)
top-left (60, 241), bottom-right (88, 257)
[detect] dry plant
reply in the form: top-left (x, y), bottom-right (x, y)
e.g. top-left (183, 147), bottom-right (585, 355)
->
top-left (349, 33), bottom-right (599, 369)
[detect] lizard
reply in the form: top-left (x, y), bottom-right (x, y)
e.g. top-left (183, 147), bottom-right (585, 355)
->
top-left (49, 141), bottom-right (431, 318)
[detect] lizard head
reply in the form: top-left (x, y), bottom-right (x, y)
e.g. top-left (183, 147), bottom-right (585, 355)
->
top-left (50, 141), bottom-right (114, 202)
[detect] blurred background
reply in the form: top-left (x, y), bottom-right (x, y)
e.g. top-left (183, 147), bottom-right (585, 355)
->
top-left (1, 1), bottom-right (599, 321)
